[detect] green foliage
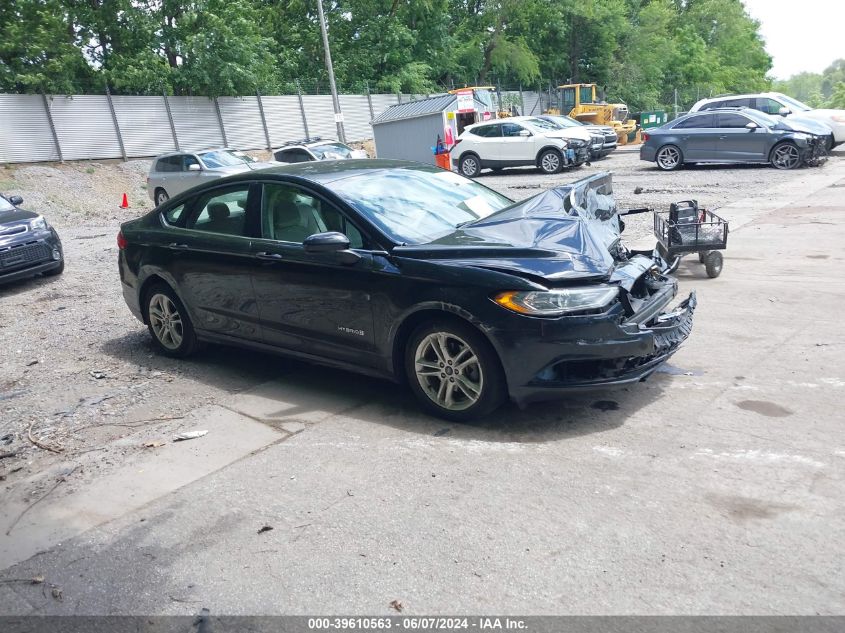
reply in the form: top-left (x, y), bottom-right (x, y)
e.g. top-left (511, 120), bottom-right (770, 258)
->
top-left (774, 60), bottom-right (845, 108)
top-left (0, 0), bottom-right (788, 110)
top-left (828, 83), bottom-right (845, 109)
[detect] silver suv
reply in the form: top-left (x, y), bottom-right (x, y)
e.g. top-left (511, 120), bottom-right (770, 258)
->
top-left (147, 149), bottom-right (277, 206)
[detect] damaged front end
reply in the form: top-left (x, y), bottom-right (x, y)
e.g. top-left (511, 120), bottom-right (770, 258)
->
top-left (801, 134), bottom-right (828, 167)
top-left (478, 172), bottom-right (697, 403)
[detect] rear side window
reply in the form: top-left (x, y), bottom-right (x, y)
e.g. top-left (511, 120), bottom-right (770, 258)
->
top-left (162, 203), bottom-right (186, 226)
top-left (275, 148), bottom-right (313, 163)
top-left (155, 156), bottom-right (181, 172)
top-left (674, 114), bottom-right (714, 129)
top-left (187, 186), bottom-right (251, 237)
top-left (699, 101), bottom-right (723, 111)
top-left (471, 125), bottom-right (501, 138)
top-left (723, 97), bottom-right (753, 108)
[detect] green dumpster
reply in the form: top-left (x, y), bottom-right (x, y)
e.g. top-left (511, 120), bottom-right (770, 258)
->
top-left (639, 110), bottom-right (668, 130)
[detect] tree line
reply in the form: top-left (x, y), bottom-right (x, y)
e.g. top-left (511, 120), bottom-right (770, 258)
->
top-left (774, 60), bottom-right (845, 109)
top-left (2, 0), bottom-right (775, 111)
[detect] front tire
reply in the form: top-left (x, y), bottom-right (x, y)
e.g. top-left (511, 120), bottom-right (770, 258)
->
top-left (405, 319), bottom-right (506, 421)
top-left (705, 251), bottom-right (723, 278)
top-left (656, 145), bottom-right (683, 171)
top-left (538, 149), bottom-right (563, 174)
top-left (770, 142), bottom-right (801, 170)
top-left (143, 283), bottom-right (198, 358)
top-left (459, 154), bottom-right (481, 178)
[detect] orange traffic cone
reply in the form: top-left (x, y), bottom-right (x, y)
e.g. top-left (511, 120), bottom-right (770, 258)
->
top-left (120, 193), bottom-right (129, 209)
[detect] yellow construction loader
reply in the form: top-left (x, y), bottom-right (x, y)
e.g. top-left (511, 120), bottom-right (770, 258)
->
top-left (552, 83), bottom-right (637, 144)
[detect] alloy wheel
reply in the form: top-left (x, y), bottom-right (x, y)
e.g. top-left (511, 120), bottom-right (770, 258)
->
top-left (772, 144), bottom-right (800, 170)
top-left (148, 293), bottom-right (184, 350)
top-left (540, 151), bottom-right (561, 173)
top-left (414, 332), bottom-right (484, 411)
top-left (461, 156), bottom-right (479, 177)
top-left (657, 146), bottom-right (680, 170)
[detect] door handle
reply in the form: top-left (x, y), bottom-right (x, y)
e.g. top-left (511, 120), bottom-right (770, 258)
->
top-left (168, 242), bottom-right (189, 249)
top-left (256, 252), bottom-right (283, 260)
top-left (719, 135), bottom-right (727, 140)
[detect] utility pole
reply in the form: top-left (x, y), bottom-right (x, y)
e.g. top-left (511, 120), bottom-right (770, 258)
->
top-left (316, 0), bottom-right (346, 143)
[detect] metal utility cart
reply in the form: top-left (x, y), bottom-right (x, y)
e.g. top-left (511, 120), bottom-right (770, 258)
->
top-left (653, 200), bottom-right (729, 278)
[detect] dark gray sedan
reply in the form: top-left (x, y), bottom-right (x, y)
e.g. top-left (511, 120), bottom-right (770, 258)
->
top-left (640, 107), bottom-right (826, 171)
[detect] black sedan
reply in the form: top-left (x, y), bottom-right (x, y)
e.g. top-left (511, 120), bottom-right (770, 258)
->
top-left (1, 193), bottom-right (64, 285)
top-left (118, 161), bottom-right (695, 420)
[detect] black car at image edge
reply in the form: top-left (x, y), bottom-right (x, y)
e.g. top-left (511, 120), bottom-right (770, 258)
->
top-left (117, 160), bottom-right (696, 420)
top-left (0, 193), bottom-right (64, 284)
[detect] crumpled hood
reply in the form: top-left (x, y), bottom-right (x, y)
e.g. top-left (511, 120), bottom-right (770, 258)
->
top-left (393, 173), bottom-right (623, 282)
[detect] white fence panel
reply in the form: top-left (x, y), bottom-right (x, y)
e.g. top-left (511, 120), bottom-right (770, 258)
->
top-left (217, 97), bottom-right (266, 150)
top-left (0, 95), bottom-right (60, 163)
top-left (48, 95), bottom-right (122, 161)
top-left (111, 96), bottom-right (176, 157)
top-left (338, 95), bottom-right (372, 141)
top-left (169, 97), bottom-right (224, 151)
top-left (261, 96), bottom-right (307, 146)
top-left (300, 95), bottom-right (337, 139)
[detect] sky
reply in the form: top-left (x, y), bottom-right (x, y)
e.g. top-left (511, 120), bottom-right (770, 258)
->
top-left (741, 0), bottom-right (845, 79)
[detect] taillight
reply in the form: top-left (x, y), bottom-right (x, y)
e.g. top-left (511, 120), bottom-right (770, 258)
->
top-left (642, 132), bottom-right (650, 142)
top-left (117, 231), bottom-right (128, 250)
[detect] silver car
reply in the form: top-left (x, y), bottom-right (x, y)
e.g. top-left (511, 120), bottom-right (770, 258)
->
top-left (640, 108), bottom-right (827, 171)
top-left (147, 149), bottom-right (277, 206)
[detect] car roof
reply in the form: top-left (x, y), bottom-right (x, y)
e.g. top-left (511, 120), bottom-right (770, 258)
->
top-left (211, 159), bottom-right (435, 186)
top-left (153, 148), bottom-right (233, 159)
top-left (274, 138), bottom-right (343, 151)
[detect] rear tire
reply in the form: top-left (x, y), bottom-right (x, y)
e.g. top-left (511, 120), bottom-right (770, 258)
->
top-left (656, 145), bottom-right (683, 171)
top-left (705, 251), bottom-right (723, 278)
top-left (405, 319), bottom-right (506, 421)
top-left (459, 154), bottom-right (481, 178)
top-left (143, 283), bottom-right (198, 358)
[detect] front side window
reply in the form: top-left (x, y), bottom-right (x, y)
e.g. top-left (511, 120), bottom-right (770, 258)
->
top-left (501, 123), bottom-right (527, 137)
top-left (723, 98), bottom-right (753, 108)
top-left (330, 167), bottom-right (513, 245)
top-left (757, 98), bottom-right (784, 115)
top-left (187, 186), bottom-right (250, 236)
top-left (717, 113), bottom-right (753, 128)
top-left (182, 155), bottom-right (200, 171)
top-left (261, 183), bottom-right (364, 248)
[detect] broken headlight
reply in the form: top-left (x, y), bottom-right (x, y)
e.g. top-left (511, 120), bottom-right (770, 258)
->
top-left (493, 287), bottom-right (619, 316)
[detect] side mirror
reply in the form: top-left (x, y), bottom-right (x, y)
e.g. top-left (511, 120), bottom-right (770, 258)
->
top-left (745, 121), bottom-right (758, 131)
top-left (303, 231), bottom-right (360, 264)
top-left (188, 163), bottom-right (201, 171)
top-left (518, 129), bottom-right (531, 137)
top-left (8, 195), bottom-right (23, 206)
top-left (778, 106), bottom-right (791, 116)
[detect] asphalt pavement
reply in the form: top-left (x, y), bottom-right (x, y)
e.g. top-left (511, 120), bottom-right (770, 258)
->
top-left (1, 159), bottom-right (844, 616)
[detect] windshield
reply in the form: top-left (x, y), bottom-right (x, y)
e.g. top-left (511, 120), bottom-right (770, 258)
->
top-left (0, 196), bottom-right (14, 212)
top-left (523, 117), bottom-right (561, 131)
top-left (544, 116), bottom-right (580, 129)
top-left (775, 94), bottom-right (811, 112)
top-left (330, 168), bottom-right (513, 245)
top-left (199, 150), bottom-right (255, 168)
top-left (311, 143), bottom-right (353, 159)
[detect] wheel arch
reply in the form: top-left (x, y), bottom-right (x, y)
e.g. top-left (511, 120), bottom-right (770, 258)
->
top-left (137, 273), bottom-right (177, 325)
top-left (390, 306), bottom-right (508, 394)
top-left (534, 145), bottom-right (564, 166)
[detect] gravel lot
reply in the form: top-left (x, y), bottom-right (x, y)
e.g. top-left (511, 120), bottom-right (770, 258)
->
top-left (0, 148), bottom-right (840, 501)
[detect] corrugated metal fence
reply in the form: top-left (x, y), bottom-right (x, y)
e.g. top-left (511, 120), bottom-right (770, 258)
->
top-left (0, 90), bottom-right (544, 164)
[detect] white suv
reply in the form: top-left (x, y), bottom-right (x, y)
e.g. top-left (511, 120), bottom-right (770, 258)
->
top-left (452, 116), bottom-right (587, 177)
top-left (690, 92), bottom-right (843, 149)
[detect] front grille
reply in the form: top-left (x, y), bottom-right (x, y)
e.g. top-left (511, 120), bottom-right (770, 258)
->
top-left (0, 241), bottom-right (52, 270)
